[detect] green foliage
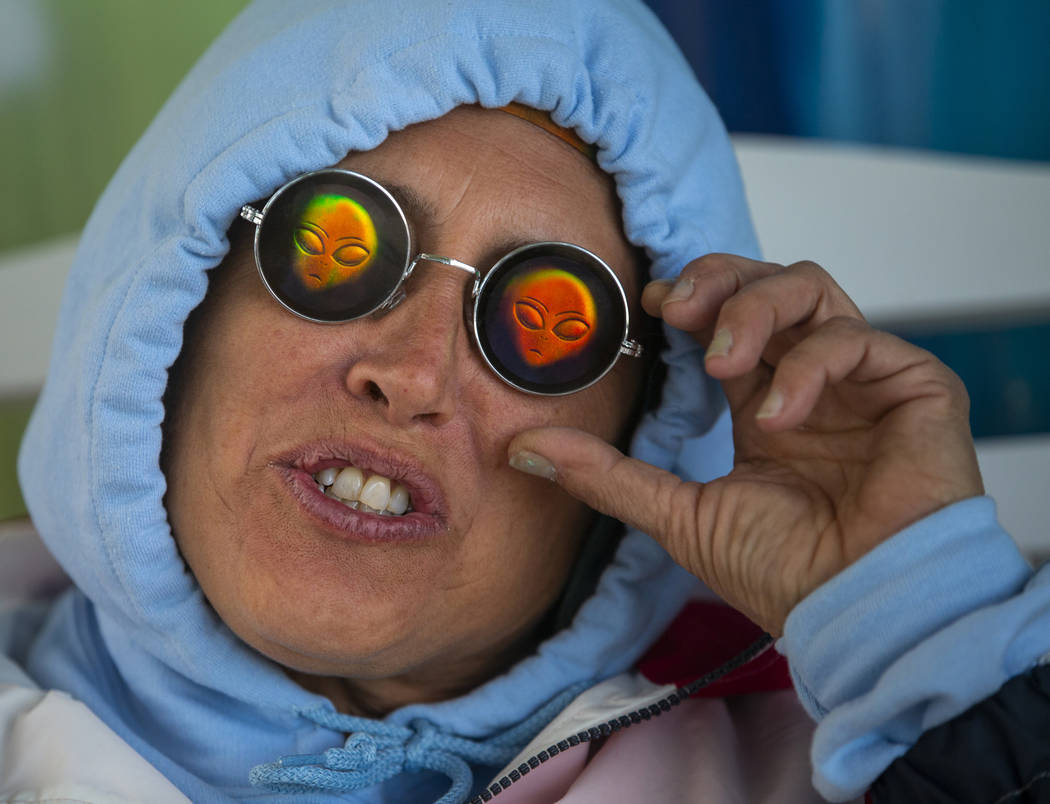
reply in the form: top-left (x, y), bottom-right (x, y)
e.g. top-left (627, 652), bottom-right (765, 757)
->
top-left (0, 0), bottom-right (249, 251)
top-left (0, 397), bottom-right (34, 520)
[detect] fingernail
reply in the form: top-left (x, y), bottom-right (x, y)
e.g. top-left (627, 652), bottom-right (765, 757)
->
top-left (705, 328), bottom-right (733, 360)
top-left (646, 278), bottom-right (674, 293)
top-left (663, 276), bottom-right (695, 305)
top-left (756, 388), bottom-right (784, 419)
top-left (509, 450), bottom-right (557, 481)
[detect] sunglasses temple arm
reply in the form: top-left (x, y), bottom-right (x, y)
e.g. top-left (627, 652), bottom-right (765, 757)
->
top-left (240, 205), bottom-right (264, 226)
top-left (620, 339), bottom-right (643, 358)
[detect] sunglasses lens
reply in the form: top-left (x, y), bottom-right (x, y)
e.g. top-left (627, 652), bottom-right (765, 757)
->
top-left (475, 243), bottom-right (630, 395)
top-left (255, 170), bottom-right (411, 322)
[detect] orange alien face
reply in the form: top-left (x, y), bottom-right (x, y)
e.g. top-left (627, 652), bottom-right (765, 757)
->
top-left (504, 268), bottom-right (597, 366)
top-left (292, 194), bottom-right (378, 290)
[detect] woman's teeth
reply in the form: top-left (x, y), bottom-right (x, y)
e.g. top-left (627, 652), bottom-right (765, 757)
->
top-left (313, 465), bottom-right (413, 515)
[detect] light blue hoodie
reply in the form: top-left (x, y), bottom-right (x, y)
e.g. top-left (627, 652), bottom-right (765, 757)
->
top-left (11, 0), bottom-right (1050, 802)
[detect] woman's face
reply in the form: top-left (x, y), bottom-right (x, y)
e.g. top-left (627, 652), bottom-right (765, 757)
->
top-left (165, 107), bottom-right (644, 711)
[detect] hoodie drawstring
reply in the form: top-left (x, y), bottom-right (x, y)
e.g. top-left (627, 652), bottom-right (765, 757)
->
top-left (249, 682), bottom-right (589, 804)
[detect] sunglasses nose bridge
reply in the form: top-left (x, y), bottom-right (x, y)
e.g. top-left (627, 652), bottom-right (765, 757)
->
top-left (368, 253), bottom-right (478, 321)
top-left (386, 253), bottom-right (483, 346)
top-left (409, 253), bottom-right (481, 299)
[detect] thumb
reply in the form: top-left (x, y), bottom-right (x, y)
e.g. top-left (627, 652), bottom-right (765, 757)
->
top-left (508, 427), bottom-right (701, 561)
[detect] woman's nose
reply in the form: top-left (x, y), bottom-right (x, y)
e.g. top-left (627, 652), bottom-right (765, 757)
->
top-left (344, 268), bottom-right (470, 426)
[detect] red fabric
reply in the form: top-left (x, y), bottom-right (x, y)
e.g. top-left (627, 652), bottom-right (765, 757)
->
top-left (637, 601), bottom-right (792, 696)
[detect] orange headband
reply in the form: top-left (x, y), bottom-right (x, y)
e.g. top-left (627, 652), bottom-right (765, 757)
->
top-left (498, 102), bottom-right (597, 161)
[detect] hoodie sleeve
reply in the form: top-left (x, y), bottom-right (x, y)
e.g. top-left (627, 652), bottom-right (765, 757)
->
top-left (777, 496), bottom-right (1050, 801)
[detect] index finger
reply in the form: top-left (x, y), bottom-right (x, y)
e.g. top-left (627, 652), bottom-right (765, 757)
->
top-left (643, 253), bottom-right (783, 332)
top-left (646, 255), bottom-right (865, 374)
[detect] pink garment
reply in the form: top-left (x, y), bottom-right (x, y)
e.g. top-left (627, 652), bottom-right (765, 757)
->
top-left (496, 690), bottom-right (848, 803)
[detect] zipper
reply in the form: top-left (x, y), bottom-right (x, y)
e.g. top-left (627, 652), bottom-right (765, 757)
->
top-left (468, 633), bottom-right (773, 803)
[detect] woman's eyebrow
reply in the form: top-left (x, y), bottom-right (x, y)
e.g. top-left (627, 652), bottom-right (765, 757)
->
top-left (382, 181), bottom-right (437, 227)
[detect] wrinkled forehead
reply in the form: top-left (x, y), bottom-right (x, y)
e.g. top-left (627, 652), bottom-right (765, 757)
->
top-left (330, 106), bottom-right (641, 300)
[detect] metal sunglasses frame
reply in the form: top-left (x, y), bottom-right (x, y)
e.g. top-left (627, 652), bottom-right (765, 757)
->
top-left (239, 169), bottom-right (643, 395)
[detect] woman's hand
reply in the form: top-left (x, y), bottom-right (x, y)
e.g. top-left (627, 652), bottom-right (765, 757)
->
top-left (509, 254), bottom-right (984, 636)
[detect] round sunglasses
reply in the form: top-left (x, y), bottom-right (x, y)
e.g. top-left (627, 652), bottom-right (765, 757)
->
top-left (240, 169), bottom-right (643, 395)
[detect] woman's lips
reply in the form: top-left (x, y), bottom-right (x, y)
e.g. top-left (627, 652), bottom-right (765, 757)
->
top-left (273, 441), bottom-right (449, 543)
top-left (282, 469), bottom-right (445, 542)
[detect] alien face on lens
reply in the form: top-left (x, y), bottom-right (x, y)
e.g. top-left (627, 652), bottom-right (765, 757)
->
top-left (255, 171), bottom-right (411, 322)
top-left (249, 172), bottom-right (638, 392)
top-left (292, 195), bottom-right (379, 289)
top-left (475, 243), bottom-right (630, 395)
top-left (505, 268), bottom-right (597, 366)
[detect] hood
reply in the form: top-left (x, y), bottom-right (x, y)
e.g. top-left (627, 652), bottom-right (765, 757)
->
top-left (18, 0), bottom-right (757, 798)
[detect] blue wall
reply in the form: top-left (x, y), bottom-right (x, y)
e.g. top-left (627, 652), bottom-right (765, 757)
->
top-left (644, 0), bottom-right (1050, 162)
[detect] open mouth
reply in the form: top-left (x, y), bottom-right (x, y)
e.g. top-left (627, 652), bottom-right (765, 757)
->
top-left (277, 441), bottom-right (446, 541)
top-left (312, 464), bottom-right (413, 516)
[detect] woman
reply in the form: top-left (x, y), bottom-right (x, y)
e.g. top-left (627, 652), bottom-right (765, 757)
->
top-left (4, 0), bottom-right (1047, 802)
